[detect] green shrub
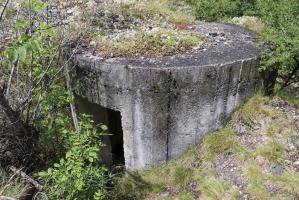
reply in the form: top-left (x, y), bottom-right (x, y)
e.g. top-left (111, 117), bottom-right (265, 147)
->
top-left (184, 0), bottom-right (299, 86)
top-left (184, 0), bottom-right (242, 21)
top-left (38, 115), bottom-right (108, 200)
top-left (256, 0), bottom-right (299, 87)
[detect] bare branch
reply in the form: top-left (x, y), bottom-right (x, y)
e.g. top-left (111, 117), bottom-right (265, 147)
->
top-left (5, 61), bottom-right (17, 98)
top-left (0, 196), bottom-right (17, 200)
top-left (0, 0), bottom-right (10, 23)
top-left (64, 62), bottom-right (79, 130)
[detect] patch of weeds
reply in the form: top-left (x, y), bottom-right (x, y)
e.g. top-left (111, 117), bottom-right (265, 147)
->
top-left (0, 168), bottom-right (28, 198)
top-left (265, 121), bottom-right (281, 138)
top-left (112, 171), bottom-right (153, 199)
top-left (275, 87), bottom-right (299, 109)
top-left (230, 16), bottom-right (264, 33)
top-left (140, 163), bottom-right (178, 192)
top-left (256, 141), bottom-right (285, 163)
top-left (133, 0), bottom-right (195, 25)
top-left (159, 197), bottom-right (173, 200)
top-left (200, 128), bottom-right (239, 161)
top-left (265, 119), bottom-right (293, 140)
top-left (233, 145), bottom-right (254, 162)
top-left (233, 94), bottom-right (277, 127)
top-left (175, 144), bottom-right (203, 168)
top-left (245, 162), bottom-right (271, 199)
top-left (192, 169), bottom-right (239, 200)
top-left (112, 163), bottom-right (195, 199)
top-left (94, 29), bottom-right (203, 58)
top-left (199, 177), bottom-right (239, 200)
top-left (269, 170), bottom-right (299, 196)
top-left (176, 192), bottom-right (194, 200)
top-left (69, 0), bottom-right (204, 58)
top-left (173, 166), bottom-right (193, 189)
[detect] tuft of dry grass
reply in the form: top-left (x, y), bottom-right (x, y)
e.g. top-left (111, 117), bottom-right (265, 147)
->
top-left (198, 177), bottom-right (239, 200)
top-left (232, 94), bottom-right (279, 127)
top-left (0, 168), bottom-right (28, 198)
top-left (93, 29), bottom-right (203, 58)
top-left (270, 170), bottom-right (299, 196)
top-left (245, 162), bottom-right (271, 200)
top-left (275, 86), bottom-right (299, 109)
top-left (230, 16), bottom-right (264, 33)
top-left (256, 141), bottom-right (285, 163)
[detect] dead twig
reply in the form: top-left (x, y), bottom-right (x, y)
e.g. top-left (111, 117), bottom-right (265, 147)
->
top-left (64, 61), bottom-right (79, 130)
top-left (0, 0), bottom-right (10, 23)
top-left (0, 196), bottom-right (17, 200)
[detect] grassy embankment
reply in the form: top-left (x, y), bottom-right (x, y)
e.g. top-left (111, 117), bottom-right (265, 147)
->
top-left (112, 88), bottom-right (299, 200)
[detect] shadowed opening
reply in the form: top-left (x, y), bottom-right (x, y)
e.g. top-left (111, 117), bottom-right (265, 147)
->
top-left (107, 109), bottom-right (124, 165)
top-left (76, 96), bottom-right (125, 167)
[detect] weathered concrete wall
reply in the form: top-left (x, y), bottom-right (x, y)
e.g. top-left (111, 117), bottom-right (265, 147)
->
top-left (71, 22), bottom-right (270, 170)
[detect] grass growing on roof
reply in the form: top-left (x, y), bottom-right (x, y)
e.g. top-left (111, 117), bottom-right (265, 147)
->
top-left (230, 16), bottom-right (264, 33)
top-left (70, 0), bottom-right (204, 58)
top-left (93, 29), bottom-right (203, 57)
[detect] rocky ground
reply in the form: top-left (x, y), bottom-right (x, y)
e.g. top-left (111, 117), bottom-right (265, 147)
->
top-left (215, 96), bottom-right (299, 200)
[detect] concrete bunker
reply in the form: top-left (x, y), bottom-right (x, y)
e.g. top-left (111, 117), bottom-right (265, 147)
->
top-left (71, 22), bottom-right (273, 170)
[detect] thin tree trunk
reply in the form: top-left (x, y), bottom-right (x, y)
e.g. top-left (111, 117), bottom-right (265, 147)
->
top-left (0, 0), bottom-right (10, 23)
top-left (281, 64), bottom-right (299, 89)
top-left (0, 196), bottom-right (17, 200)
top-left (5, 61), bottom-right (17, 97)
top-left (0, 86), bottom-right (39, 139)
top-left (64, 63), bottom-right (79, 130)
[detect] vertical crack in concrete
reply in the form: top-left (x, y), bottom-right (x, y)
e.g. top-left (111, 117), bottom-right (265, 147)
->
top-left (235, 60), bottom-right (244, 107)
top-left (223, 64), bottom-right (234, 116)
top-left (165, 70), bottom-right (173, 162)
top-left (212, 66), bottom-right (219, 127)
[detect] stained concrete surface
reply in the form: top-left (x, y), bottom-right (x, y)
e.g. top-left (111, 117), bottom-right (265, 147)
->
top-left (71, 21), bottom-right (273, 170)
